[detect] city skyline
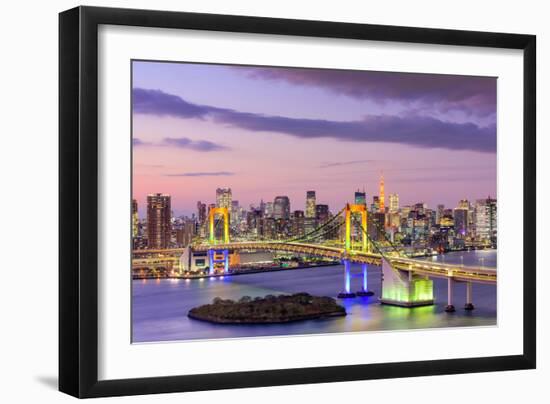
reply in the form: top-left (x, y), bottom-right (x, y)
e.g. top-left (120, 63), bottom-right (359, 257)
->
top-left (132, 61), bottom-right (496, 217)
top-left (134, 187), bottom-right (495, 220)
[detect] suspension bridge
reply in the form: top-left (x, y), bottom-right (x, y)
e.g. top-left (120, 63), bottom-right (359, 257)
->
top-left (133, 204), bottom-right (496, 312)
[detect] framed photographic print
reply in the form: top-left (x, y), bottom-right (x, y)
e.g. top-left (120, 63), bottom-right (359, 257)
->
top-left (59, 6), bottom-right (536, 398)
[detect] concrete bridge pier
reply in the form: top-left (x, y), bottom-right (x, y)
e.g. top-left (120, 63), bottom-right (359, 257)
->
top-left (208, 249), bottom-right (230, 275)
top-left (380, 257), bottom-right (434, 307)
top-left (464, 281), bottom-right (475, 310)
top-left (356, 263), bottom-right (374, 296)
top-left (208, 249), bottom-right (215, 275)
top-left (337, 259), bottom-right (356, 298)
top-left (223, 249), bottom-right (229, 274)
top-left (445, 278), bottom-right (456, 312)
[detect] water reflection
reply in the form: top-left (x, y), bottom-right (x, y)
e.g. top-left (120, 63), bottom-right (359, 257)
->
top-left (132, 250), bottom-right (497, 343)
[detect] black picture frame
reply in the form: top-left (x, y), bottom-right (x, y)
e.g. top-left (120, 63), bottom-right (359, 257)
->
top-left (59, 5), bottom-right (536, 398)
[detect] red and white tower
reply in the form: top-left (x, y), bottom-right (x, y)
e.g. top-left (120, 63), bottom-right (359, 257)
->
top-left (379, 173), bottom-right (385, 213)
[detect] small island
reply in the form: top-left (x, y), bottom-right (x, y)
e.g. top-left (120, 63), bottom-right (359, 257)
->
top-left (188, 293), bottom-right (346, 324)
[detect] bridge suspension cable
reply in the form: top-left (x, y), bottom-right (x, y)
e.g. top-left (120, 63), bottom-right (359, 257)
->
top-left (283, 207), bottom-right (346, 243)
top-left (365, 215), bottom-right (412, 258)
top-left (351, 216), bottom-right (402, 263)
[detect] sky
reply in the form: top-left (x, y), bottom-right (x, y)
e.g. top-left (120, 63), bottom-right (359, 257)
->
top-left (132, 60), bottom-right (497, 218)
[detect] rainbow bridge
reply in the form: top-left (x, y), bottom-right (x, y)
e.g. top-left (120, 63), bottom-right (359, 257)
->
top-left (134, 204), bottom-right (496, 312)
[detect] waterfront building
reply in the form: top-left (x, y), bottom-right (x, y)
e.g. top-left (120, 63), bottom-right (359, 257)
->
top-left (453, 205), bottom-right (469, 237)
top-left (273, 196), bottom-right (291, 220)
top-left (475, 197), bottom-right (497, 242)
top-left (132, 199), bottom-right (139, 238)
top-left (305, 191), bottom-right (316, 218)
top-left (146, 193), bottom-right (171, 249)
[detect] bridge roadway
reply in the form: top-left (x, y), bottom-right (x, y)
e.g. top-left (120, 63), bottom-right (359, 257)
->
top-left (173, 241), bottom-right (496, 284)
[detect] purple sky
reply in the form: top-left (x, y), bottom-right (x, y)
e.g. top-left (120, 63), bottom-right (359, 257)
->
top-left (132, 61), bottom-right (496, 217)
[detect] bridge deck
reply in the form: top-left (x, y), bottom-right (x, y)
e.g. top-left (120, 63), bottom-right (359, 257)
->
top-left (133, 242), bottom-right (496, 284)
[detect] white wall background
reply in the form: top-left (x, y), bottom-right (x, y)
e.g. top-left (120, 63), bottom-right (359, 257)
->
top-left (0, 1), bottom-right (546, 403)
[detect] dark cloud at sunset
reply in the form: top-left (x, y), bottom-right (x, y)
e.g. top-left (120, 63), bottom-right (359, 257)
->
top-left (133, 88), bottom-right (496, 153)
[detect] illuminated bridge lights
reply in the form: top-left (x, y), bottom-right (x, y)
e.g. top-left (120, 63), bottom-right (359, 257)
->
top-left (380, 277), bottom-right (434, 307)
top-left (132, 203), bottom-right (495, 309)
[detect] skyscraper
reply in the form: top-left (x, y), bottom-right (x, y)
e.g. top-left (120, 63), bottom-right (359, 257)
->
top-left (291, 210), bottom-right (305, 237)
top-left (196, 201), bottom-right (206, 225)
top-left (176, 220), bottom-right (196, 247)
top-left (354, 189), bottom-right (366, 206)
top-left (315, 204), bottom-right (329, 224)
top-left (371, 196), bottom-right (380, 213)
top-left (453, 207), bottom-right (468, 237)
top-left (379, 174), bottom-right (385, 212)
top-left (305, 191), bottom-right (316, 219)
top-left (475, 197), bottom-right (497, 242)
top-left (147, 193), bottom-right (171, 249)
top-left (389, 193), bottom-right (399, 213)
top-left (132, 199), bottom-right (139, 238)
top-left (264, 201), bottom-right (274, 218)
top-left (231, 200), bottom-right (240, 225)
top-left (216, 188), bottom-right (232, 210)
top-left (273, 196), bottom-right (290, 220)
top-left (436, 204), bottom-right (445, 225)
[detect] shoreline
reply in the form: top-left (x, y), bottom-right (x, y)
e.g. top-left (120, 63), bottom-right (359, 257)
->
top-left (132, 261), bottom-right (339, 280)
top-left (187, 310), bottom-right (346, 325)
top-left (132, 248), bottom-right (497, 280)
top-left (187, 293), bottom-right (347, 325)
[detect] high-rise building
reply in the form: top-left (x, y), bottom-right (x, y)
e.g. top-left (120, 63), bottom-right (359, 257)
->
top-left (475, 197), bottom-right (497, 242)
top-left (453, 207), bottom-right (468, 237)
top-left (389, 193), bottom-right (399, 213)
top-left (197, 201), bottom-right (206, 225)
top-left (436, 204), bottom-right (445, 225)
top-left (371, 196), bottom-right (380, 213)
top-left (273, 196), bottom-right (290, 220)
top-left (354, 189), bottom-right (366, 206)
top-left (315, 204), bottom-right (329, 224)
top-left (291, 210), bottom-right (305, 237)
top-left (264, 201), bottom-right (274, 218)
top-left (379, 174), bottom-right (385, 212)
top-left (147, 193), bottom-right (171, 249)
top-left (231, 200), bottom-right (240, 225)
top-left (369, 212), bottom-right (386, 241)
top-left (305, 191), bottom-right (316, 218)
top-left (176, 220), bottom-right (196, 246)
top-left (415, 202), bottom-right (427, 216)
top-left (132, 199), bottom-right (139, 238)
top-left (457, 199), bottom-right (470, 210)
top-left (216, 188), bottom-right (232, 210)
